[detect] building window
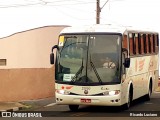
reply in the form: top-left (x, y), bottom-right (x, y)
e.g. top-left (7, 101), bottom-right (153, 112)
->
top-left (0, 59), bottom-right (7, 66)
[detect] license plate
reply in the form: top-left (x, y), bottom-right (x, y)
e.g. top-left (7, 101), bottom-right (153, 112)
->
top-left (80, 99), bottom-right (91, 103)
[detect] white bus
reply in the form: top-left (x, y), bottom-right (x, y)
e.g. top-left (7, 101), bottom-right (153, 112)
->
top-left (50, 24), bottom-right (159, 111)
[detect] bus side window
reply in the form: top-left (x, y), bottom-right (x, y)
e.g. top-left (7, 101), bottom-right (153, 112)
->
top-left (155, 34), bottom-right (159, 53)
top-left (148, 34), bottom-right (153, 54)
top-left (157, 34), bottom-right (159, 46)
top-left (150, 34), bottom-right (154, 53)
top-left (129, 33), bottom-right (133, 56)
top-left (123, 35), bottom-right (128, 49)
top-left (140, 34), bottom-right (144, 54)
top-left (138, 33), bottom-right (141, 54)
top-left (135, 34), bottom-right (139, 55)
top-left (132, 33), bottom-right (136, 55)
top-left (146, 34), bottom-right (149, 54)
top-left (148, 34), bottom-right (151, 53)
top-left (122, 34), bottom-right (128, 74)
top-left (143, 34), bottom-right (147, 54)
top-left (153, 34), bottom-right (155, 53)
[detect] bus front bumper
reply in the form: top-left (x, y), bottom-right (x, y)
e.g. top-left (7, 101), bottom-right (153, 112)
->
top-left (55, 93), bottom-right (122, 106)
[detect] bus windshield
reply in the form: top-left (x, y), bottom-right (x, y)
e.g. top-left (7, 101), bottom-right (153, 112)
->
top-left (55, 34), bottom-right (121, 85)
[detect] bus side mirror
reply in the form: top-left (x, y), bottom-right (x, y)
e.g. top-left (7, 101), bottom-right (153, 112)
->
top-left (50, 45), bottom-right (59, 64)
top-left (50, 53), bottom-right (54, 64)
top-left (122, 48), bottom-right (130, 68)
top-left (122, 48), bottom-right (128, 54)
top-left (124, 58), bottom-right (130, 68)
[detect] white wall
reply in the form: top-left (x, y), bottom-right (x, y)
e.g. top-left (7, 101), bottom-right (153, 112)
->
top-left (0, 26), bottom-right (67, 69)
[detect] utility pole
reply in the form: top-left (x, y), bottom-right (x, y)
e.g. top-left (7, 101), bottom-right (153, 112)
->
top-left (96, 0), bottom-right (100, 24)
top-left (96, 0), bottom-right (110, 24)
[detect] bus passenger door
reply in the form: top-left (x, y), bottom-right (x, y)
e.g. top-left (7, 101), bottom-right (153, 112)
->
top-left (121, 52), bottom-right (129, 104)
top-left (122, 53), bottom-right (126, 82)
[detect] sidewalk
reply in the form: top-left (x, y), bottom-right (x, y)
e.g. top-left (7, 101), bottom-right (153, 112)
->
top-left (0, 97), bottom-right (55, 112)
top-left (0, 102), bottom-right (25, 111)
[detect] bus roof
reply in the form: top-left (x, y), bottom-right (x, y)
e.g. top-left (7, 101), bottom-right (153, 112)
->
top-left (60, 24), bottom-right (158, 35)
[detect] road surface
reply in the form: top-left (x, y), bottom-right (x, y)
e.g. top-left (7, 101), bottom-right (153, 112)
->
top-left (26, 92), bottom-right (160, 118)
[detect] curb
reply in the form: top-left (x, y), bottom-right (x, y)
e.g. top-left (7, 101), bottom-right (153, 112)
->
top-left (0, 107), bottom-right (23, 118)
top-left (0, 97), bottom-right (55, 112)
top-left (0, 107), bottom-right (23, 112)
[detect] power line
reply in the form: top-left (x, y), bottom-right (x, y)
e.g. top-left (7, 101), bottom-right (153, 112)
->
top-left (0, 0), bottom-right (99, 8)
top-left (0, 2), bottom-right (42, 8)
top-left (61, 5), bottom-right (95, 14)
top-left (54, 6), bottom-right (95, 20)
top-left (41, 1), bottom-right (97, 6)
top-left (101, 0), bottom-right (109, 10)
top-left (0, 0), bottom-right (121, 8)
top-left (0, 0), bottom-right (109, 24)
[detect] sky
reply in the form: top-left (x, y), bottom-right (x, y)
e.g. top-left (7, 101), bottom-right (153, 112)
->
top-left (1, 0), bottom-right (160, 75)
top-left (0, 0), bottom-right (160, 38)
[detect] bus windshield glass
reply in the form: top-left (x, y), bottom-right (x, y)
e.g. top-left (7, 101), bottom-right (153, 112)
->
top-left (55, 34), bottom-right (121, 85)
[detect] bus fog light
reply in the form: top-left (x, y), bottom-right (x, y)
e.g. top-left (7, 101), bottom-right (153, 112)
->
top-left (115, 99), bottom-right (119, 102)
top-left (111, 100), bottom-right (114, 102)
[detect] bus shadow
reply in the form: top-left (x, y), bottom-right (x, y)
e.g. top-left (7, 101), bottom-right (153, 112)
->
top-left (67, 96), bottom-right (148, 113)
top-left (78, 106), bottom-right (123, 113)
top-left (131, 95), bottom-right (147, 107)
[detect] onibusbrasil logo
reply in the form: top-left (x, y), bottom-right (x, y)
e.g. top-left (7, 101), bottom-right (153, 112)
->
top-left (1, 112), bottom-right (42, 117)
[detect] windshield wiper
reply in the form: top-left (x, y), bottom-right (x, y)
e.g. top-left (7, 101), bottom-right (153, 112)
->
top-left (90, 55), bottom-right (103, 84)
top-left (70, 58), bottom-right (84, 84)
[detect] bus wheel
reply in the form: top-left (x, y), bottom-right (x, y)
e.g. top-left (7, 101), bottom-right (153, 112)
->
top-left (69, 105), bottom-right (79, 111)
top-left (123, 88), bottom-right (132, 110)
top-left (145, 82), bottom-right (152, 101)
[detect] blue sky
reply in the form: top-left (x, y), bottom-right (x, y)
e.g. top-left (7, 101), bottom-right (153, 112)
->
top-left (0, 0), bottom-right (160, 38)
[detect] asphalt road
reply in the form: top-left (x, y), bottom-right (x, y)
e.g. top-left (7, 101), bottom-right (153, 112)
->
top-left (29, 92), bottom-right (160, 118)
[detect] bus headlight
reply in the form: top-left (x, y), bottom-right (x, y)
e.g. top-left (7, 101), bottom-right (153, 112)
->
top-left (103, 90), bottom-right (120, 96)
top-left (56, 90), bottom-right (70, 95)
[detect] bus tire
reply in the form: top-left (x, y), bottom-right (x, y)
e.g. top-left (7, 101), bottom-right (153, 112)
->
top-left (145, 81), bottom-right (152, 101)
top-left (69, 105), bottom-right (79, 111)
top-left (123, 86), bottom-right (133, 110)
